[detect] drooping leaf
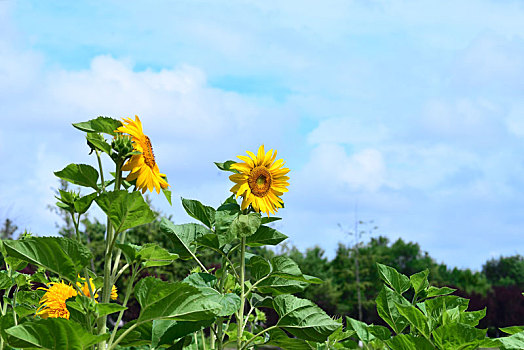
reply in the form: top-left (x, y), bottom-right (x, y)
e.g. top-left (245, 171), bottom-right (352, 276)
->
top-left (214, 160), bottom-right (238, 173)
top-left (4, 318), bottom-right (109, 349)
top-left (273, 294), bottom-right (339, 342)
top-left (95, 190), bottom-right (156, 234)
top-left (376, 286), bottom-right (410, 334)
top-left (501, 326), bottom-right (524, 335)
top-left (135, 277), bottom-right (221, 323)
top-left (54, 164), bottom-right (99, 191)
top-left (162, 188), bottom-right (172, 205)
top-left (246, 225), bottom-right (288, 247)
top-left (376, 263), bottom-right (411, 295)
top-left (96, 303), bottom-right (127, 317)
top-left (181, 198), bottom-right (216, 229)
top-left (73, 116), bottom-right (122, 136)
top-left (214, 203), bottom-right (240, 246)
top-left (261, 216), bottom-right (282, 224)
top-left (2, 237), bottom-right (92, 281)
top-left (160, 219), bottom-right (211, 259)
top-left (230, 212), bottom-right (261, 238)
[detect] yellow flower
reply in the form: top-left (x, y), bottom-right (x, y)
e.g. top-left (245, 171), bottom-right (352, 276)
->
top-left (116, 115), bottom-right (169, 194)
top-left (77, 276), bottom-right (99, 299)
top-left (36, 281), bottom-right (77, 319)
top-left (229, 145), bottom-right (290, 216)
top-left (111, 285), bottom-right (118, 300)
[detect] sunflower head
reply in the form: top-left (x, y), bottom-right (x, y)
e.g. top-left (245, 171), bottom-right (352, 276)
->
top-left (116, 115), bottom-right (170, 194)
top-left (76, 275), bottom-right (99, 299)
top-left (36, 281), bottom-right (77, 319)
top-left (229, 145), bottom-right (290, 216)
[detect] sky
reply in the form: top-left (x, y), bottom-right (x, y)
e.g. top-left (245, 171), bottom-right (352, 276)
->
top-left (1, 0), bottom-right (524, 270)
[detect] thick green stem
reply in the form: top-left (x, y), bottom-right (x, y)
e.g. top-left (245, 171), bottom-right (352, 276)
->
top-left (237, 236), bottom-right (246, 350)
top-left (97, 161), bottom-right (122, 348)
top-left (107, 267), bottom-right (139, 347)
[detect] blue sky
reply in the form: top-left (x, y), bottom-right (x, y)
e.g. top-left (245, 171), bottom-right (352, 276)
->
top-left (1, 0), bottom-right (524, 269)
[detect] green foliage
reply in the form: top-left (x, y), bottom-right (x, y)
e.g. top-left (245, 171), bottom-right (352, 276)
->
top-left (54, 164), bottom-right (100, 191)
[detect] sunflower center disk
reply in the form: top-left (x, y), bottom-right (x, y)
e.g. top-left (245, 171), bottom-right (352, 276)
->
top-left (248, 166), bottom-right (272, 197)
top-left (143, 136), bottom-right (156, 168)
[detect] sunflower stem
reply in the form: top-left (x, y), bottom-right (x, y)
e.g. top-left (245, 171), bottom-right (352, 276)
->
top-left (95, 149), bottom-right (105, 193)
top-left (98, 161), bottom-right (122, 348)
top-left (237, 236), bottom-right (246, 350)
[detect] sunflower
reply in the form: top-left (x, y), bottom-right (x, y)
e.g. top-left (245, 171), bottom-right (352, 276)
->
top-left (229, 145), bottom-right (290, 216)
top-left (116, 115), bottom-right (169, 194)
top-left (76, 276), bottom-right (99, 299)
top-left (36, 281), bottom-right (77, 319)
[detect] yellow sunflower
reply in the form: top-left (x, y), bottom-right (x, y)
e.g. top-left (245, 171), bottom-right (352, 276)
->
top-left (111, 285), bottom-right (118, 300)
top-left (229, 145), bottom-right (290, 216)
top-left (36, 281), bottom-right (77, 319)
top-left (76, 276), bottom-right (99, 299)
top-left (116, 115), bottom-right (169, 194)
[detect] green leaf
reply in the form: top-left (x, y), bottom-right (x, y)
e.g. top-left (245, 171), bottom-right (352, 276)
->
top-left (151, 319), bottom-right (213, 348)
top-left (395, 303), bottom-right (430, 338)
top-left (138, 243), bottom-right (179, 267)
top-left (95, 190), bottom-right (156, 234)
top-left (96, 303), bottom-right (127, 317)
top-left (135, 277), bottom-right (221, 322)
top-left (113, 321), bottom-right (152, 347)
top-left (231, 212), bottom-right (261, 238)
top-left (160, 219), bottom-right (211, 259)
top-left (273, 294), bottom-right (339, 342)
top-left (196, 234), bottom-right (220, 251)
top-left (261, 216), bottom-right (282, 224)
top-left (86, 132), bottom-right (111, 154)
top-left (2, 237), bottom-right (92, 281)
top-left (183, 273), bottom-right (241, 317)
top-left (501, 326), bottom-right (524, 335)
top-left (181, 198), bottom-right (216, 229)
top-left (498, 330), bottom-right (524, 350)
top-left (376, 286), bottom-right (410, 334)
top-left (459, 308), bottom-right (486, 327)
top-left (54, 164), bottom-right (99, 191)
top-left (432, 323), bottom-right (486, 350)
top-left (73, 116), bottom-right (122, 136)
top-left (0, 270), bottom-right (12, 290)
top-left (345, 317), bottom-right (377, 343)
top-left (266, 328), bottom-right (314, 350)
top-left (386, 334), bottom-right (434, 350)
top-left (257, 276), bottom-right (309, 295)
top-left (409, 269), bottom-right (429, 296)
top-left (376, 263), bottom-right (411, 295)
top-left (246, 225), bottom-right (288, 247)
top-left (214, 160), bottom-right (238, 173)
top-left (4, 318), bottom-right (109, 349)
top-left (162, 188), bottom-right (172, 205)
top-left (423, 285), bottom-right (456, 298)
top-left (249, 255), bottom-right (271, 280)
top-left (270, 256), bottom-right (322, 284)
top-left (214, 203), bottom-right (240, 246)
top-left (73, 192), bottom-right (98, 214)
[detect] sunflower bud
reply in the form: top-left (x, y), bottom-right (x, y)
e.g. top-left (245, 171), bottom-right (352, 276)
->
top-left (111, 135), bottom-right (133, 159)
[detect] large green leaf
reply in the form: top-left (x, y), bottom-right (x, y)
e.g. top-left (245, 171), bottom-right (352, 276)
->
top-left (257, 276), bottom-right (309, 295)
top-left (54, 164), bottom-right (99, 191)
top-left (183, 273), bottom-right (241, 317)
top-left (273, 294), bottom-right (339, 342)
top-left (345, 317), bottom-right (377, 343)
top-left (73, 192), bottom-right (98, 214)
top-left (395, 303), bottom-right (430, 338)
top-left (2, 237), bottom-right (92, 281)
top-left (137, 243), bottom-right (179, 267)
top-left (376, 263), bottom-right (411, 295)
top-left (421, 295), bottom-right (469, 328)
top-left (181, 198), bottom-right (215, 229)
top-left (230, 213), bottom-right (261, 238)
top-left (432, 323), bottom-right (486, 350)
top-left (386, 334), bottom-right (434, 350)
top-left (4, 318), bottom-right (108, 349)
top-left (160, 219), bottom-right (211, 259)
top-left (135, 277), bottom-right (221, 323)
top-left (423, 285), bottom-right (456, 299)
top-left (459, 308), bottom-right (486, 327)
top-left (246, 225), bottom-right (288, 247)
top-left (249, 255), bottom-right (271, 280)
top-left (73, 116), bottom-right (122, 136)
top-left (95, 190), bottom-right (156, 234)
top-left (270, 256), bottom-right (322, 284)
top-left (0, 270), bottom-right (12, 290)
top-left (375, 286), bottom-right (410, 334)
top-left (214, 202), bottom-right (240, 247)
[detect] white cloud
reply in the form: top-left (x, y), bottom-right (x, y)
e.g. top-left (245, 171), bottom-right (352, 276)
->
top-left (308, 117), bottom-right (389, 146)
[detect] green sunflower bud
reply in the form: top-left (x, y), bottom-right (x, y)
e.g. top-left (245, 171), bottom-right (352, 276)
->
top-left (111, 134), bottom-right (133, 158)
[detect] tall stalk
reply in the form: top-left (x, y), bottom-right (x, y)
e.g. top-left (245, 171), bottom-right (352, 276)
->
top-left (237, 236), bottom-right (246, 350)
